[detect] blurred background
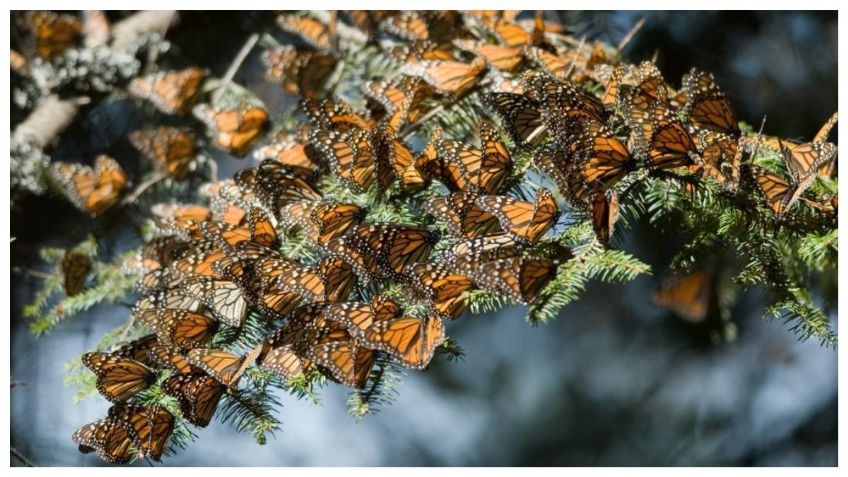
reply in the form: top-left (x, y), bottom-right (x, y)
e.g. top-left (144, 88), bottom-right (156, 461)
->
top-left (10, 11), bottom-right (837, 466)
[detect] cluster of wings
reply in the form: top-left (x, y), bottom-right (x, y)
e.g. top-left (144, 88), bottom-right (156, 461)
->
top-left (26, 10), bottom-right (833, 464)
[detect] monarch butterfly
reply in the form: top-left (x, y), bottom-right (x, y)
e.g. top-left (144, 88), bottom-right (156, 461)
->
top-left (523, 46), bottom-right (568, 78)
top-left (570, 119), bottom-right (636, 193)
top-left (423, 192), bottom-right (501, 238)
top-left (279, 200), bottom-right (364, 244)
top-left (23, 10), bottom-right (82, 59)
top-left (615, 61), bottom-right (669, 111)
top-left (324, 224), bottom-right (439, 281)
top-left (137, 308), bottom-right (218, 349)
top-left (380, 11), bottom-right (430, 40)
top-left (651, 271), bottom-right (714, 323)
top-left (680, 69), bottom-right (740, 137)
top-left (179, 276), bottom-right (249, 327)
top-left (590, 190), bottom-right (620, 244)
top-left (812, 112), bottom-right (838, 178)
top-left (113, 334), bottom-right (159, 366)
top-left (237, 160), bottom-right (323, 215)
top-left (50, 155), bottom-right (127, 216)
top-left (472, 14), bottom-right (532, 47)
top-left (521, 71), bottom-right (606, 126)
top-left (799, 193), bottom-right (838, 215)
top-left (475, 187), bottom-right (559, 244)
top-left (483, 92), bottom-right (545, 147)
top-left (536, 123), bottom-right (634, 202)
top-left (744, 164), bottom-right (802, 216)
top-left (454, 40), bottom-right (524, 72)
top-left (193, 104), bottom-right (269, 157)
top-left (82, 352), bottom-right (156, 403)
top-left (262, 45), bottom-right (337, 99)
top-left (123, 236), bottom-right (185, 276)
top-left (163, 372), bottom-right (226, 427)
top-left (253, 132), bottom-right (322, 179)
top-left (389, 40), bottom-right (455, 64)
top-left (600, 64), bottom-right (625, 109)
top-left (400, 56), bottom-right (487, 96)
top-left (405, 263), bottom-right (475, 320)
top-left (363, 76), bottom-right (432, 124)
top-left (200, 207), bottom-right (278, 250)
top-left (463, 10), bottom-right (520, 23)
top-left (218, 247), bottom-right (304, 319)
top-left (323, 296), bottom-right (445, 369)
top-left (128, 67), bottom-right (204, 115)
top-left (556, 42), bottom-right (614, 84)
top-left (521, 10), bottom-right (568, 42)
top-left (149, 345), bottom-right (194, 374)
top-left (272, 304), bottom-right (376, 387)
top-left (813, 111), bottom-right (838, 143)
top-left (301, 97), bottom-right (374, 132)
top-left (437, 121), bottom-right (513, 194)
top-left (186, 348), bottom-right (259, 387)
top-left (256, 321), bottom-right (315, 381)
top-left (414, 127), bottom-right (445, 180)
top-left (201, 180), bottom-right (254, 224)
top-left (783, 141), bottom-right (837, 189)
top-left (323, 295), bottom-right (401, 335)
top-left (277, 14), bottom-right (336, 51)
top-left (624, 95), bottom-right (697, 172)
top-left (168, 240), bottom-right (226, 278)
top-left (692, 130), bottom-right (742, 191)
top-left (739, 113), bottom-right (838, 178)
top-left (61, 250), bottom-right (92, 297)
top-left (369, 114), bottom-right (429, 191)
top-left (440, 233), bottom-right (525, 271)
top-left (306, 325), bottom-right (377, 388)
top-left (106, 404), bottom-right (174, 462)
top-left (316, 337), bottom-right (375, 388)
top-left (131, 289), bottom-right (202, 322)
top-left (309, 128), bottom-right (382, 192)
top-left (268, 255), bottom-right (356, 304)
top-left (468, 256), bottom-right (559, 304)
top-left (136, 268), bottom-right (184, 297)
top-left (129, 127), bottom-right (198, 180)
top-left (347, 10), bottom-right (392, 36)
top-left (72, 415), bottom-right (135, 463)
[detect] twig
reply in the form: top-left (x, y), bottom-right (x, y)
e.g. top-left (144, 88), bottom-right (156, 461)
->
top-left (565, 36), bottom-right (586, 79)
top-left (12, 95), bottom-right (90, 149)
top-left (12, 267), bottom-right (52, 280)
top-left (212, 33), bottom-right (260, 105)
top-left (110, 11), bottom-right (177, 52)
top-left (617, 17), bottom-right (646, 52)
top-left (116, 317), bottom-right (136, 345)
top-left (11, 447), bottom-right (37, 467)
top-left (122, 172), bottom-right (167, 205)
top-left (401, 105), bottom-right (445, 140)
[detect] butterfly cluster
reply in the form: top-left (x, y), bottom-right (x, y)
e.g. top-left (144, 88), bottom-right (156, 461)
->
top-left (55, 10), bottom-right (836, 463)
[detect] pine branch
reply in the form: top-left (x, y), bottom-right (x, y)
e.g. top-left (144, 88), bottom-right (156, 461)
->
top-left (347, 353), bottom-right (405, 419)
